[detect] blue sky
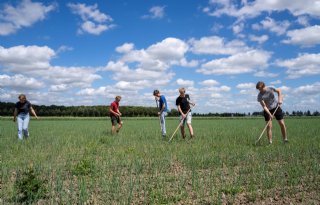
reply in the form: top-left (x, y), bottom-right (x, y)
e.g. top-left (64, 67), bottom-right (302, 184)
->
top-left (0, 0), bottom-right (320, 113)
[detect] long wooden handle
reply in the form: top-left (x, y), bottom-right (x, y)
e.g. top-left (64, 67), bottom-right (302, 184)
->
top-left (255, 104), bottom-right (280, 145)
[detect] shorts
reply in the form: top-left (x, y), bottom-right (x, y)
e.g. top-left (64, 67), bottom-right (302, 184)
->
top-left (180, 112), bottom-right (192, 125)
top-left (110, 115), bottom-right (121, 126)
top-left (264, 107), bottom-right (284, 121)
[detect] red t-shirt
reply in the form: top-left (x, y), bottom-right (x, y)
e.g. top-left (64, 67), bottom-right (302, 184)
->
top-left (110, 101), bottom-right (119, 116)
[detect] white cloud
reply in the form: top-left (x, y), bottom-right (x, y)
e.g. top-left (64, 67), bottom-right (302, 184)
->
top-left (104, 38), bottom-right (188, 83)
top-left (116, 43), bottom-right (135, 53)
top-left (270, 80), bottom-right (281, 85)
top-left (115, 80), bottom-right (149, 90)
top-left (276, 53), bottom-right (320, 79)
top-left (189, 36), bottom-right (250, 55)
top-left (211, 23), bottom-right (223, 33)
top-left (142, 6), bottom-right (166, 19)
top-left (232, 22), bottom-right (244, 34)
top-left (294, 82), bottom-right (320, 95)
top-left (296, 16), bottom-right (310, 26)
top-left (197, 50), bottom-right (271, 75)
top-left (56, 45), bottom-right (73, 54)
top-left (68, 3), bottom-right (114, 35)
top-left (0, 45), bottom-right (55, 72)
top-left (199, 79), bottom-right (220, 87)
top-left (204, 0), bottom-right (320, 19)
top-left (176, 78), bottom-right (194, 87)
top-left (283, 25), bottom-right (320, 47)
top-left (249, 34), bottom-right (269, 44)
top-left (252, 17), bottom-right (290, 35)
top-left (236, 83), bottom-right (255, 89)
top-left (254, 70), bottom-right (278, 78)
top-left (49, 84), bottom-right (69, 92)
top-left (0, 74), bottom-right (44, 90)
top-left (0, 0), bottom-right (55, 35)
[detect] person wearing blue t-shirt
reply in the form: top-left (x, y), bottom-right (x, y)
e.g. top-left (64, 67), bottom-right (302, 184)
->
top-left (153, 90), bottom-right (168, 139)
top-left (13, 94), bottom-right (38, 140)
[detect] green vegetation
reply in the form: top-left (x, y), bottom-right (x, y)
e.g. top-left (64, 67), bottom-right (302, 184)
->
top-left (0, 117), bottom-right (319, 204)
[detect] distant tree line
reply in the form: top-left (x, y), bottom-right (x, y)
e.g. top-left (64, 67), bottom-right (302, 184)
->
top-left (0, 101), bottom-right (319, 117)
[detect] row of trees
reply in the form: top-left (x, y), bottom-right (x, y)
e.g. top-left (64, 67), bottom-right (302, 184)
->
top-left (1, 101), bottom-right (319, 117)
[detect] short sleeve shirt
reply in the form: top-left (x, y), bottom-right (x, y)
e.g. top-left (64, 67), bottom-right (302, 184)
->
top-left (15, 101), bottom-right (31, 115)
top-left (257, 87), bottom-right (278, 110)
top-left (159, 95), bottom-right (168, 112)
top-left (110, 101), bottom-right (119, 116)
top-left (176, 94), bottom-right (190, 114)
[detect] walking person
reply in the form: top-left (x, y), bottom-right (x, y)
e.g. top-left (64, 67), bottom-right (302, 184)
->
top-left (13, 94), bottom-right (38, 140)
top-left (153, 89), bottom-right (168, 139)
top-left (176, 88), bottom-right (195, 139)
top-left (109, 96), bottom-right (123, 134)
top-left (256, 81), bottom-right (288, 144)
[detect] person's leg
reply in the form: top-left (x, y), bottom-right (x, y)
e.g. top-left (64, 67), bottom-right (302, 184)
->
top-left (22, 114), bottom-right (30, 138)
top-left (266, 121), bottom-right (273, 144)
top-left (116, 117), bottom-right (122, 133)
top-left (17, 115), bottom-right (23, 140)
top-left (186, 112), bottom-right (194, 137)
top-left (160, 112), bottom-right (166, 137)
top-left (111, 116), bottom-right (117, 134)
top-left (277, 119), bottom-right (287, 142)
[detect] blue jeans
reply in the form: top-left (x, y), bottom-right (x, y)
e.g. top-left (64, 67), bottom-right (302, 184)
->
top-left (160, 112), bottom-right (167, 136)
top-left (17, 113), bottom-right (30, 139)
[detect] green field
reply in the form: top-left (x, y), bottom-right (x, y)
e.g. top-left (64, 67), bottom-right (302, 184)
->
top-left (0, 117), bottom-right (319, 204)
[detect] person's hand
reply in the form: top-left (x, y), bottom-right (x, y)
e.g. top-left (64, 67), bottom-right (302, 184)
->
top-left (269, 114), bottom-right (273, 120)
top-left (118, 112), bottom-right (122, 116)
top-left (158, 112), bottom-right (161, 116)
top-left (182, 113), bottom-right (186, 119)
top-left (35, 116), bottom-right (39, 120)
top-left (278, 100), bottom-right (282, 105)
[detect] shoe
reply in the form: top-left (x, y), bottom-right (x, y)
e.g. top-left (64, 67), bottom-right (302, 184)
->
top-left (190, 135), bottom-right (194, 139)
top-left (269, 140), bottom-right (272, 144)
top-left (182, 135), bottom-right (186, 139)
top-left (283, 139), bottom-right (289, 143)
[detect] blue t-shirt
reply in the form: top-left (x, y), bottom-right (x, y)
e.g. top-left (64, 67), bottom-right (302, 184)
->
top-left (159, 95), bottom-right (168, 112)
top-left (15, 100), bottom-right (31, 115)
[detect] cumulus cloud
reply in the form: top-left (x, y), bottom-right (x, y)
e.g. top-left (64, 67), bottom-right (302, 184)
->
top-left (0, 45), bottom-right (55, 72)
top-left (0, 0), bottom-right (56, 36)
top-left (68, 3), bottom-right (114, 35)
top-left (283, 25), bottom-right (320, 47)
top-left (189, 36), bottom-right (249, 55)
top-left (142, 6), bottom-right (166, 19)
top-left (176, 78), bottom-right (194, 87)
top-left (197, 50), bottom-right (271, 75)
top-left (254, 70), bottom-right (278, 78)
top-left (252, 17), bottom-right (290, 35)
top-left (236, 83), bottom-right (255, 89)
top-left (276, 53), bottom-right (320, 79)
top-left (116, 43), bottom-right (135, 53)
top-left (294, 82), bottom-right (320, 95)
top-left (199, 79), bottom-right (220, 87)
top-left (104, 37), bottom-right (188, 86)
top-left (249, 34), bottom-right (269, 44)
top-left (0, 74), bottom-right (44, 90)
top-left (204, 0), bottom-right (320, 19)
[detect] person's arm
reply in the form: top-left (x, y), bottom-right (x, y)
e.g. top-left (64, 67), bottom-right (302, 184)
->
top-left (177, 105), bottom-right (186, 119)
top-left (30, 106), bottom-right (38, 119)
top-left (275, 88), bottom-right (283, 105)
top-left (13, 108), bottom-right (18, 122)
top-left (117, 108), bottom-right (121, 116)
top-left (109, 106), bottom-right (120, 116)
top-left (260, 100), bottom-right (272, 119)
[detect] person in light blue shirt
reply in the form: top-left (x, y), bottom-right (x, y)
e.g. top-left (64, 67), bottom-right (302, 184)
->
top-left (153, 89), bottom-right (168, 139)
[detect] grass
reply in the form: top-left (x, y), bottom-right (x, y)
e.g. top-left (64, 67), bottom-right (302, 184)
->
top-left (0, 117), bottom-right (319, 204)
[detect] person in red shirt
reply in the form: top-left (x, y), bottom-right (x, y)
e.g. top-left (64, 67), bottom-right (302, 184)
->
top-left (109, 96), bottom-right (122, 134)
